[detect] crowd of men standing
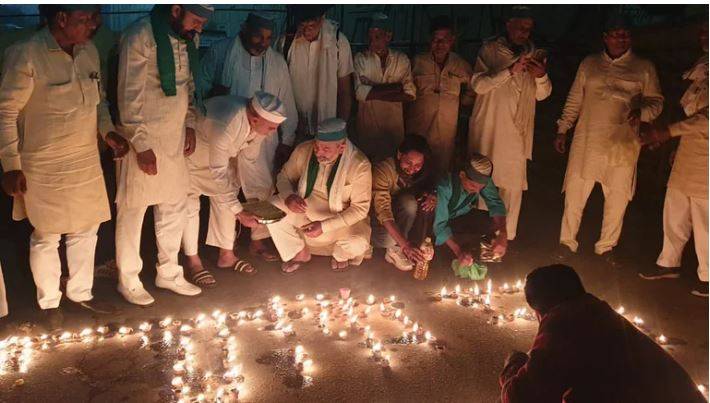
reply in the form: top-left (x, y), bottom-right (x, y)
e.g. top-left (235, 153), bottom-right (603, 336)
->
top-left (0, 4), bottom-right (707, 328)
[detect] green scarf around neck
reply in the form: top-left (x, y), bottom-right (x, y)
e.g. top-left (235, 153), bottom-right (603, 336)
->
top-left (304, 154), bottom-right (342, 199)
top-left (150, 5), bottom-right (199, 97)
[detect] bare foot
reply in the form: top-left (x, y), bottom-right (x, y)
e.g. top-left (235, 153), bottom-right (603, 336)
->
top-left (185, 254), bottom-right (205, 275)
top-left (217, 249), bottom-right (238, 268)
top-left (249, 239), bottom-right (279, 262)
top-left (291, 247), bottom-right (311, 263)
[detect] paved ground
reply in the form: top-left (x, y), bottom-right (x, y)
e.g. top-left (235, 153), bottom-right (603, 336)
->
top-left (0, 59), bottom-right (707, 403)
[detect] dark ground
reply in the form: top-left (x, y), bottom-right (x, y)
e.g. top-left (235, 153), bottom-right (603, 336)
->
top-left (0, 40), bottom-right (708, 402)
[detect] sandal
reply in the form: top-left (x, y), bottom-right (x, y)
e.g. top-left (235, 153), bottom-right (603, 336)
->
top-left (234, 259), bottom-right (257, 275)
top-left (281, 260), bottom-right (303, 275)
top-left (190, 269), bottom-right (217, 288)
top-left (250, 247), bottom-right (280, 262)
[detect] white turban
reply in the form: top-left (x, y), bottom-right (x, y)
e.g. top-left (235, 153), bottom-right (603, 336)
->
top-left (251, 91), bottom-right (287, 124)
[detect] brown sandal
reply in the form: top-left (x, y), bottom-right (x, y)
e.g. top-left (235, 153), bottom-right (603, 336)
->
top-left (234, 259), bottom-right (257, 275)
top-left (190, 269), bottom-right (217, 288)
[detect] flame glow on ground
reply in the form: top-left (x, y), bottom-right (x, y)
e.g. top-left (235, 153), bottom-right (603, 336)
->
top-left (0, 280), bottom-right (707, 402)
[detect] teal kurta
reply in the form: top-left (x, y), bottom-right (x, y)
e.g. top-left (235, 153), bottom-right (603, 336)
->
top-left (433, 174), bottom-right (506, 245)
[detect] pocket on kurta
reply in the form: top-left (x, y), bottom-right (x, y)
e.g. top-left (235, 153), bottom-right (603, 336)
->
top-left (414, 74), bottom-right (437, 94)
top-left (79, 77), bottom-right (100, 107)
top-left (45, 81), bottom-right (81, 112)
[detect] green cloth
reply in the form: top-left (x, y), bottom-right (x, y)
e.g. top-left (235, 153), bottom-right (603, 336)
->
top-left (304, 154), bottom-right (341, 199)
top-left (432, 173), bottom-right (506, 246)
top-left (149, 5), bottom-right (199, 97)
top-left (452, 260), bottom-right (488, 280)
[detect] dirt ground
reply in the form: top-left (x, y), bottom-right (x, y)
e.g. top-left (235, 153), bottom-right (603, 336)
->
top-left (0, 50), bottom-right (708, 402)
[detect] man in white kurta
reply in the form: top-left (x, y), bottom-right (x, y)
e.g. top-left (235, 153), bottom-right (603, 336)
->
top-left (115, 5), bottom-right (212, 305)
top-left (197, 13), bottom-right (297, 260)
top-left (468, 10), bottom-right (552, 241)
top-left (639, 40), bottom-right (708, 297)
top-left (277, 6), bottom-right (354, 140)
top-left (267, 118), bottom-right (372, 273)
top-left (353, 13), bottom-right (415, 162)
top-left (0, 6), bottom-right (128, 316)
top-left (181, 93), bottom-right (287, 284)
top-left (555, 23), bottom-right (663, 256)
top-left (406, 16), bottom-right (474, 173)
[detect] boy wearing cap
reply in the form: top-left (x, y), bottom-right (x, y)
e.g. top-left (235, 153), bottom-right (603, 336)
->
top-left (277, 5), bottom-right (354, 140)
top-left (181, 92), bottom-right (287, 286)
top-left (198, 12), bottom-right (298, 261)
top-left (406, 16), bottom-right (474, 173)
top-left (433, 154), bottom-right (508, 267)
top-left (353, 13), bottom-right (415, 162)
top-left (115, 4), bottom-right (212, 306)
top-left (0, 5), bottom-right (128, 322)
top-left (267, 118), bottom-right (372, 273)
top-left (554, 15), bottom-right (663, 258)
top-left (468, 5), bottom-right (552, 242)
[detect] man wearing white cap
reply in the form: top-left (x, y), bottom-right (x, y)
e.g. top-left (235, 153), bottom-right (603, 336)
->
top-left (181, 92), bottom-right (287, 286)
top-left (115, 4), bottom-right (213, 305)
top-left (267, 118), bottom-right (372, 273)
top-left (468, 6), bottom-right (552, 242)
top-left (433, 154), bottom-right (508, 266)
top-left (197, 12), bottom-right (298, 262)
top-left (353, 12), bottom-right (415, 161)
top-left (0, 5), bottom-right (128, 324)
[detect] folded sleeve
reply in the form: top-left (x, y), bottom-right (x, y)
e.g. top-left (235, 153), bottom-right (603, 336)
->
top-left (117, 31), bottom-right (153, 152)
top-left (208, 121), bottom-right (243, 215)
top-left (639, 62), bottom-right (664, 123)
top-left (0, 43), bottom-right (34, 172)
top-left (336, 34), bottom-right (354, 78)
top-left (669, 108), bottom-right (708, 138)
top-left (353, 52), bottom-right (373, 102)
top-left (471, 44), bottom-right (512, 95)
top-left (556, 58), bottom-right (588, 134)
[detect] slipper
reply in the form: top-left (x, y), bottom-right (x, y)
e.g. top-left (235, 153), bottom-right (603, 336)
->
top-left (331, 258), bottom-right (350, 272)
top-left (281, 260), bottom-right (303, 275)
top-left (190, 269), bottom-right (217, 288)
top-left (234, 259), bottom-right (257, 275)
top-left (250, 247), bottom-right (280, 262)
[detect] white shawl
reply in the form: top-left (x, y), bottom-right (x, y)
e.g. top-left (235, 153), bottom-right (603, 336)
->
top-left (494, 37), bottom-right (537, 145)
top-left (288, 19), bottom-right (340, 125)
top-left (680, 53), bottom-right (709, 117)
top-left (296, 139), bottom-right (356, 213)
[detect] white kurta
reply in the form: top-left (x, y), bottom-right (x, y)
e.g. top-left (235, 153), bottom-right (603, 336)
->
top-left (183, 95), bottom-right (272, 253)
top-left (557, 50), bottom-right (663, 254)
top-left (468, 37), bottom-right (552, 192)
top-left (657, 55), bottom-right (708, 280)
top-left (267, 140), bottom-right (371, 261)
top-left (188, 96), bottom-right (267, 214)
top-left (116, 16), bottom-right (195, 208)
top-left (277, 20), bottom-right (354, 134)
top-left (0, 28), bottom-right (114, 234)
top-left (557, 51), bottom-right (663, 199)
top-left (405, 52), bottom-right (473, 172)
top-left (198, 37), bottom-right (297, 206)
top-left (354, 49), bottom-right (415, 161)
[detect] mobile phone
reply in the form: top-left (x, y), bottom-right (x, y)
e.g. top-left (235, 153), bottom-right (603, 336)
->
top-left (532, 48), bottom-right (548, 62)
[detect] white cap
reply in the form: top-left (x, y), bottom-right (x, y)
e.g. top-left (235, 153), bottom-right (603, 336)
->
top-left (316, 118), bottom-right (348, 141)
top-left (251, 91), bottom-right (287, 124)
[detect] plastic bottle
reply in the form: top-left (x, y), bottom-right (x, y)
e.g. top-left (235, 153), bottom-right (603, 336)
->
top-left (413, 237), bottom-right (435, 280)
